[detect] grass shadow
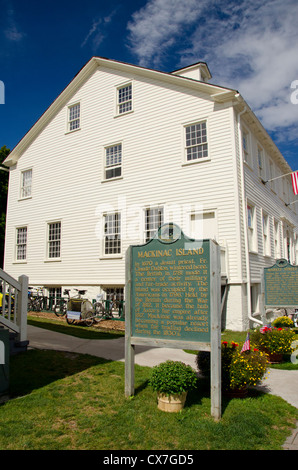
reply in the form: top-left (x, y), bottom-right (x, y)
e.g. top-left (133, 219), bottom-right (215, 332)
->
top-left (7, 349), bottom-right (112, 400)
top-left (28, 317), bottom-right (124, 340)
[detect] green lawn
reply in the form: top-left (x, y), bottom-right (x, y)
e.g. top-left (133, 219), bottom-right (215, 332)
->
top-left (0, 318), bottom-right (297, 450)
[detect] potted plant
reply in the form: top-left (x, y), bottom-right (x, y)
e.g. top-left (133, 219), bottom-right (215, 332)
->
top-left (196, 340), bottom-right (268, 397)
top-left (250, 326), bottom-right (296, 363)
top-left (149, 360), bottom-right (198, 412)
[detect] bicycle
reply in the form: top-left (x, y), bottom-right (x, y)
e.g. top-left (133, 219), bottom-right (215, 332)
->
top-left (28, 287), bottom-right (44, 312)
top-left (52, 289), bottom-right (71, 317)
top-left (93, 294), bottom-right (113, 321)
top-left (65, 289), bottom-right (94, 326)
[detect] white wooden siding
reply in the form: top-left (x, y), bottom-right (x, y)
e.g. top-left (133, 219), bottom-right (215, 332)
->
top-left (4, 66), bottom-right (240, 288)
top-left (4, 63), bottom-right (298, 326)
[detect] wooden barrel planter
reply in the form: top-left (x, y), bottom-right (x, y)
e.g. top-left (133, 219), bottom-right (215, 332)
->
top-left (157, 392), bottom-right (188, 412)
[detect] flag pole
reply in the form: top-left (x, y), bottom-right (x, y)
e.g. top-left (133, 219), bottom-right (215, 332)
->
top-left (262, 171), bottom-right (294, 185)
top-left (285, 200), bottom-right (298, 207)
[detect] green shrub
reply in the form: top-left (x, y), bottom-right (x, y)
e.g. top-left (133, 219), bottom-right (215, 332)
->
top-left (250, 326), bottom-right (296, 355)
top-left (272, 316), bottom-right (294, 329)
top-left (196, 340), bottom-right (269, 391)
top-left (149, 360), bottom-right (198, 396)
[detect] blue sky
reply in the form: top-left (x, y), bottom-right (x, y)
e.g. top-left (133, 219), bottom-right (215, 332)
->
top-left (1, 0), bottom-right (298, 171)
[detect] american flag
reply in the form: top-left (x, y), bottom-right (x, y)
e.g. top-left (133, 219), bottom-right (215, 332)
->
top-left (291, 171), bottom-right (298, 195)
top-left (240, 333), bottom-right (250, 353)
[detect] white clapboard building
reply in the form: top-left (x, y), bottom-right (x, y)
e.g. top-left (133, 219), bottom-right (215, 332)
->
top-left (3, 57), bottom-right (298, 330)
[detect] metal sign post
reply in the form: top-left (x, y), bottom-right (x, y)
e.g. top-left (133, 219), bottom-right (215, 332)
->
top-left (125, 224), bottom-right (221, 420)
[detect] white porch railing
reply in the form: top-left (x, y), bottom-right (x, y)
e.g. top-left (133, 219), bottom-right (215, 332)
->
top-left (0, 268), bottom-right (28, 342)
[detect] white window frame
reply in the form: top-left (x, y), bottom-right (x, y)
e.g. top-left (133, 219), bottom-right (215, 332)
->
top-left (46, 221), bottom-right (61, 260)
top-left (103, 212), bottom-right (121, 257)
top-left (67, 102), bottom-right (80, 132)
top-left (15, 226), bottom-right (27, 262)
top-left (103, 142), bottom-right (122, 181)
top-left (184, 120), bottom-right (208, 163)
top-left (116, 82), bottom-right (133, 116)
top-left (247, 202), bottom-right (257, 252)
top-left (295, 234), bottom-right (298, 265)
top-left (274, 219), bottom-right (281, 259)
top-left (144, 206), bottom-right (164, 242)
top-left (48, 287), bottom-right (62, 301)
top-left (269, 159), bottom-right (276, 193)
top-left (257, 145), bottom-right (264, 179)
top-left (262, 211), bottom-right (271, 256)
top-left (20, 169), bottom-right (32, 199)
top-left (242, 126), bottom-right (252, 167)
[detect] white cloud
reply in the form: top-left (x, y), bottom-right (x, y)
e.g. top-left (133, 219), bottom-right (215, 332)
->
top-left (127, 0), bottom-right (208, 67)
top-left (127, 0), bottom-right (298, 141)
top-left (4, 4), bottom-right (25, 42)
top-left (81, 9), bottom-right (118, 51)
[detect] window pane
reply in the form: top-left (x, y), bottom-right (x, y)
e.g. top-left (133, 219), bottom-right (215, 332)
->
top-left (118, 84), bottom-right (132, 114)
top-left (185, 122), bottom-right (208, 161)
top-left (105, 144), bottom-right (122, 179)
top-left (104, 213), bottom-right (121, 254)
top-left (21, 170), bottom-right (32, 198)
top-left (48, 222), bottom-right (61, 258)
top-left (69, 104), bottom-right (80, 130)
top-left (16, 227), bottom-right (27, 260)
top-left (145, 207), bottom-right (164, 241)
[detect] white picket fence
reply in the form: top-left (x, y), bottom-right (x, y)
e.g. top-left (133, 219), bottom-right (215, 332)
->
top-left (0, 268), bottom-right (28, 343)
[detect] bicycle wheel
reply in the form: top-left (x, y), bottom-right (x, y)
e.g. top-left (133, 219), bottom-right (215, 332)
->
top-left (66, 317), bottom-right (76, 325)
top-left (34, 300), bottom-right (41, 312)
top-left (53, 302), bottom-right (66, 317)
top-left (84, 310), bottom-right (94, 327)
top-left (94, 301), bottom-right (105, 320)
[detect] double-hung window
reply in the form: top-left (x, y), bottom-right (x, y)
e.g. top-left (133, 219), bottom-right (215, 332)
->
top-left (242, 127), bottom-right (252, 167)
top-left (68, 103), bottom-right (80, 131)
top-left (48, 222), bottom-right (61, 259)
top-left (257, 146), bottom-right (264, 179)
top-left (16, 227), bottom-right (27, 261)
top-left (104, 213), bottom-right (121, 255)
top-left (105, 144), bottom-right (122, 180)
top-left (145, 207), bottom-right (164, 241)
top-left (274, 220), bottom-right (281, 258)
top-left (185, 121), bottom-right (208, 162)
top-left (20, 169), bottom-right (32, 198)
top-left (117, 83), bottom-right (132, 115)
top-left (247, 203), bottom-right (257, 252)
top-left (262, 212), bottom-right (270, 256)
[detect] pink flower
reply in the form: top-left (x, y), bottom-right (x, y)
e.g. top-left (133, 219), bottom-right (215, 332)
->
top-left (260, 326), bottom-right (271, 334)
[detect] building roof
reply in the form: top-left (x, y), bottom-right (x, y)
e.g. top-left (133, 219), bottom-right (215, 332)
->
top-left (3, 56), bottom-right (292, 173)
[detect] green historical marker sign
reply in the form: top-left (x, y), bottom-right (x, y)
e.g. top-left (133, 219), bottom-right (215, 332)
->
top-left (264, 259), bottom-right (298, 308)
top-left (130, 226), bottom-right (211, 343)
top-left (125, 224), bottom-right (222, 420)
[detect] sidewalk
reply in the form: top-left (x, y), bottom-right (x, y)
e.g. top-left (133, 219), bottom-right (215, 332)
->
top-left (27, 325), bottom-right (298, 450)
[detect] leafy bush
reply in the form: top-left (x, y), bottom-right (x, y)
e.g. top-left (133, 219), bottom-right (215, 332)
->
top-left (272, 316), bottom-right (294, 329)
top-left (250, 326), bottom-right (296, 355)
top-left (149, 360), bottom-right (198, 396)
top-left (196, 341), bottom-right (268, 391)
